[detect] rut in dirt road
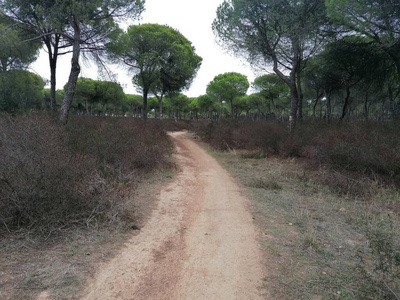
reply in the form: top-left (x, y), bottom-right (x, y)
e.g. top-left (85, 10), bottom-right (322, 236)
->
top-left (78, 131), bottom-right (268, 300)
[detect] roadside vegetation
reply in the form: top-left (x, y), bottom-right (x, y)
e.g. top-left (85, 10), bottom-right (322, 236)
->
top-left (191, 119), bottom-right (400, 299)
top-left (1, 113), bottom-right (173, 235)
top-left (0, 113), bottom-right (174, 299)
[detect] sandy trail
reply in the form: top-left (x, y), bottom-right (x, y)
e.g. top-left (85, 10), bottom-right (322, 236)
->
top-left (78, 131), bottom-right (267, 300)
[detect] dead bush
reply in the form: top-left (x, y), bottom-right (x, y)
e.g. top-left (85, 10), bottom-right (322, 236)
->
top-left (232, 121), bottom-right (285, 155)
top-left (192, 120), bottom-right (400, 190)
top-left (66, 116), bottom-right (174, 174)
top-left (0, 113), bottom-right (173, 236)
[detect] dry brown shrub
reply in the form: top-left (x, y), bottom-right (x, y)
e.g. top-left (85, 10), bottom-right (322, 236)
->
top-left (0, 113), bottom-right (173, 237)
top-left (192, 119), bottom-right (400, 191)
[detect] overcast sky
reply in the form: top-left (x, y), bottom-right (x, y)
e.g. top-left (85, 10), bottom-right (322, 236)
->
top-left (31, 0), bottom-right (258, 97)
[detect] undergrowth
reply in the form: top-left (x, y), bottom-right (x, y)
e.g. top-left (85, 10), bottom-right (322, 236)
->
top-left (192, 119), bottom-right (400, 193)
top-left (214, 151), bottom-right (400, 299)
top-left (0, 113), bottom-right (173, 237)
top-left (194, 118), bottom-right (400, 299)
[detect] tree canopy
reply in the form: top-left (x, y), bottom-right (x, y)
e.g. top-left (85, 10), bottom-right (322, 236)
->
top-left (0, 15), bottom-right (41, 72)
top-left (326, 0), bottom-right (400, 77)
top-left (213, 0), bottom-right (330, 127)
top-left (109, 23), bottom-right (202, 119)
top-left (1, 0), bottom-right (145, 121)
top-left (206, 72), bottom-right (249, 118)
top-left (0, 70), bottom-right (45, 113)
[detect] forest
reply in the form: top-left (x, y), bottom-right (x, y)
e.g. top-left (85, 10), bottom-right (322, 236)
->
top-left (0, 0), bottom-right (399, 124)
top-left (0, 1), bottom-right (399, 299)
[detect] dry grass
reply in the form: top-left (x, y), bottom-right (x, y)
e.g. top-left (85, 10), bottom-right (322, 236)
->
top-left (212, 150), bottom-right (400, 300)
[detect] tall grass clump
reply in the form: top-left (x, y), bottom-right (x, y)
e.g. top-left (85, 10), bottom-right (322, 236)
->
top-left (0, 113), bottom-right (173, 236)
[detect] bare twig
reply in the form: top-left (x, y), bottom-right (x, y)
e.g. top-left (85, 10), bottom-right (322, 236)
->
top-left (1, 218), bottom-right (11, 233)
top-left (383, 280), bottom-right (400, 300)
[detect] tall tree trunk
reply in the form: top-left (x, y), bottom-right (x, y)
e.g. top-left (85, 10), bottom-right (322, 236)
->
top-left (325, 89), bottom-right (332, 122)
top-left (44, 34), bottom-right (60, 111)
top-left (380, 96), bottom-right (385, 121)
top-left (340, 86), bottom-right (351, 120)
top-left (142, 88), bottom-right (149, 120)
top-left (272, 53), bottom-right (299, 130)
top-left (85, 99), bottom-right (89, 115)
top-left (60, 16), bottom-right (81, 125)
top-left (387, 85), bottom-right (400, 122)
top-left (289, 78), bottom-right (299, 129)
top-left (363, 92), bottom-right (369, 121)
top-left (312, 91), bottom-right (323, 118)
top-left (156, 92), bottom-right (164, 120)
top-left (1, 58), bottom-right (8, 72)
top-left (296, 70), bottom-right (304, 122)
top-left (230, 99), bottom-right (234, 118)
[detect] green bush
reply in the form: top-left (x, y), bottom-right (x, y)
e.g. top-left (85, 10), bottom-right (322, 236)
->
top-left (0, 70), bottom-right (45, 113)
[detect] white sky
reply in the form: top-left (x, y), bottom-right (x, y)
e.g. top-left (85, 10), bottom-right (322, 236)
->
top-left (31, 0), bottom-right (258, 97)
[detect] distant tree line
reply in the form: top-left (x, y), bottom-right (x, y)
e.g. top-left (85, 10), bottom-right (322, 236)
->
top-left (1, 1), bottom-right (399, 124)
top-left (213, 0), bottom-right (400, 127)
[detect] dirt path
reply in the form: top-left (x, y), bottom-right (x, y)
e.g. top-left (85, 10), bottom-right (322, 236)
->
top-left (77, 131), bottom-right (267, 300)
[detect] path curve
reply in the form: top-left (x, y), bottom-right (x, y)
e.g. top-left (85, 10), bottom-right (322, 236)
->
top-left (79, 131), bottom-right (267, 299)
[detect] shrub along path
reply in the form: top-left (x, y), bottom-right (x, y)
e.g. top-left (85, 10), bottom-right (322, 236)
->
top-left (59, 131), bottom-right (268, 300)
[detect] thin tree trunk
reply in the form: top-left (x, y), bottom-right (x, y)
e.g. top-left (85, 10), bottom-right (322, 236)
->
top-left (380, 96), bottom-right (386, 121)
top-left (157, 92), bottom-right (164, 120)
top-left (388, 85), bottom-right (398, 122)
top-left (60, 16), bottom-right (81, 125)
top-left (272, 43), bottom-right (300, 130)
top-left (85, 99), bottom-right (89, 115)
top-left (1, 58), bottom-right (7, 72)
top-left (325, 90), bottom-right (332, 122)
top-left (312, 92), bottom-right (323, 119)
top-left (296, 70), bottom-right (303, 122)
top-left (364, 92), bottom-right (369, 121)
top-left (340, 86), bottom-right (351, 120)
top-left (44, 34), bottom-right (60, 111)
top-left (142, 88), bottom-right (148, 120)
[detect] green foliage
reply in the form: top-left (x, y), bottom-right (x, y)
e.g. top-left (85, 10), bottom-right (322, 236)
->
top-left (326, 0), bottom-right (400, 42)
top-left (1, 0), bottom-right (145, 120)
top-left (164, 93), bottom-right (190, 119)
top-left (95, 80), bottom-right (125, 112)
top-left (68, 78), bottom-right (125, 115)
top-left (196, 94), bottom-right (218, 118)
top-left (253, 74), bottom-right (288, 100)
top-left (326, 0), bottom-right (400, 79)
top-left (73, 78), bottom-right (98, 111)
top-left (213, 0), bottom-right (330, 126)
top-left (206, 72), bottom-right (249, 117)
top-left (124, 94), bottom-right (143, 115)
top-left (108, 23), bottom-right (202, 118)
top-left (0, 70), bottom-right (45, 113)
top-left (302, 35), bottom-right (396, 119)
top-left (252, 74), bottom-right (290, 117)
top-left (0, 15), bottom-right (41, 72)
top-left (246, 93), bottom-right (269, 118)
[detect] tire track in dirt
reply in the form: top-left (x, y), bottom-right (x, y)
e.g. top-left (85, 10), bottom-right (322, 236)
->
top-left (75, 131), bottom-right (268, 299)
